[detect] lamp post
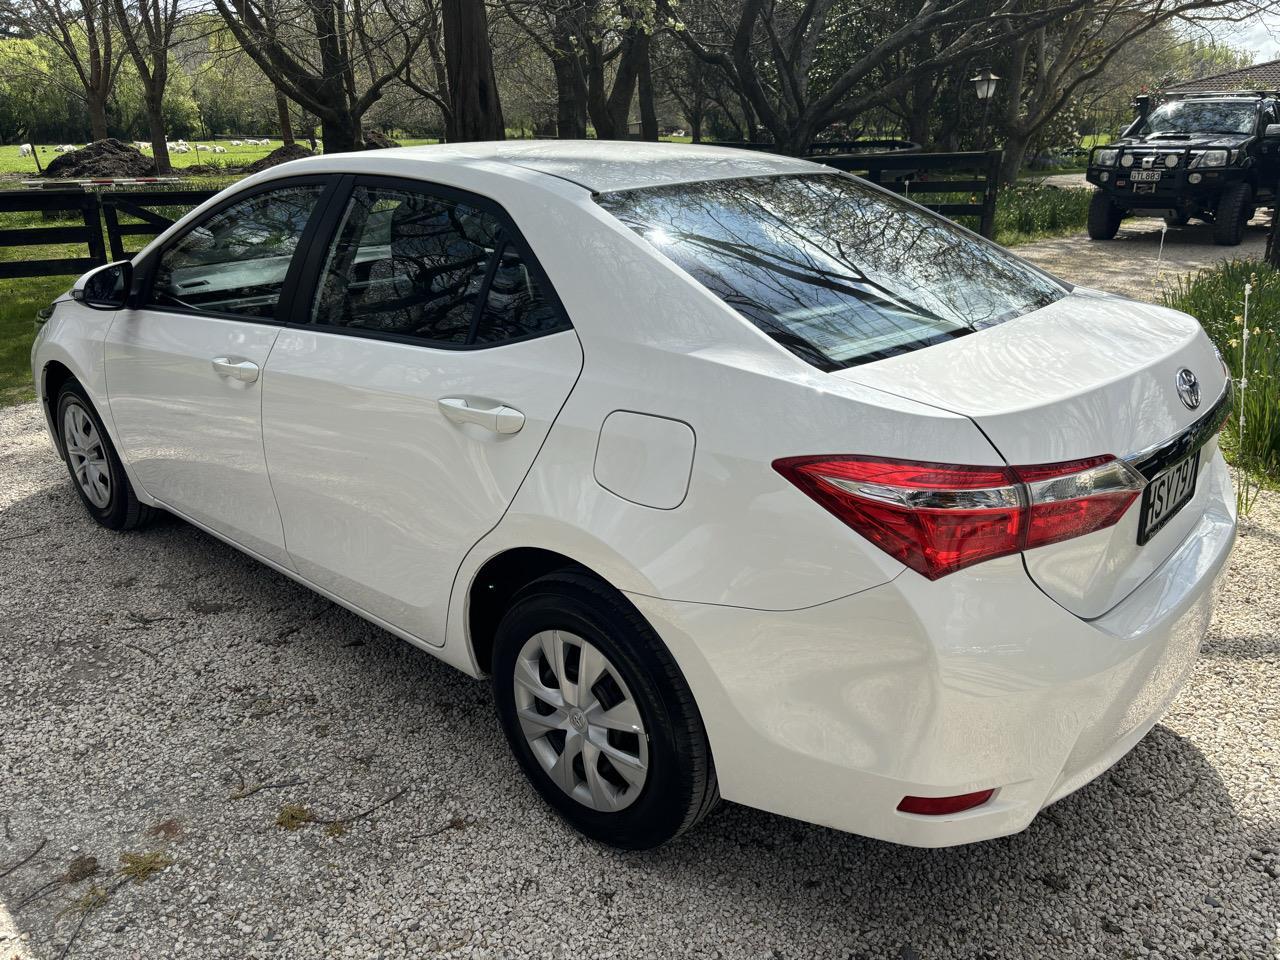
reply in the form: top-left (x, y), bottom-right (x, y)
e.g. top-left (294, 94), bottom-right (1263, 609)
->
top-left (971, 69), bottom-right (1001, 150)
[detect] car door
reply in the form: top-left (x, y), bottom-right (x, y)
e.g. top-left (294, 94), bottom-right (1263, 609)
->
top-left (105, 177), bottom-right (336, 567)
top-left (260, 177), bottom-right (583, 644)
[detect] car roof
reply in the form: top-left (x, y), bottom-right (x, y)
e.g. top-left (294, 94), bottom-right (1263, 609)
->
top-left (365, 140), bottom-right (826, 194)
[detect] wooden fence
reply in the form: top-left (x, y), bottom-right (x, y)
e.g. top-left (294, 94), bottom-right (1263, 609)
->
top-left (820, 149), bottom-right (1002, 238)
top-left (0, 186), bottom-right (217, 281)
top-left (0, 148), bottom-right (1003, 280)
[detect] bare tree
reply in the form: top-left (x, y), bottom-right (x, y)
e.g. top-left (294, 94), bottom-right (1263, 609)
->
top-left (28, 0), bottom-right (125, 140)
top-left (211, 0), bottom-right (430, 152)
top-left (111, 0), bottom-right (181, 171)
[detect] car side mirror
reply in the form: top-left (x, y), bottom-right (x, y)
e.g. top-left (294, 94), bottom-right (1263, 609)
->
top-left (72, 261), bottom-right (133, 310)
top-left (1265, 123), bottom-right (1280, 137)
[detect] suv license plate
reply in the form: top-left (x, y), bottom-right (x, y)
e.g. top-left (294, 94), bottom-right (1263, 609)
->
top-left (1137, 450), bottom-right (1200, 545)
top-left (1130, 170), bottom-right (1162, 181)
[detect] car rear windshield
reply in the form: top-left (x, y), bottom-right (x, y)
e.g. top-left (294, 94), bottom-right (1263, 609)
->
top-left (595, 173), bottom-right (1065, 370)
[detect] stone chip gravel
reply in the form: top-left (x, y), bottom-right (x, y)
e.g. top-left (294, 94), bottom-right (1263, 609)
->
top-left (1, 400), bottom-right (1277, 959)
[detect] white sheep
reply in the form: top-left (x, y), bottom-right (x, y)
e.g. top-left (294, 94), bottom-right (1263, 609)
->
top-left (171, 144), bottom-right (191, 154)
top-left (196, 144), bottom-right (210, 152)
top-left (213, 145), bottom-right (226, 154)
top-left (230, 139), bottom-right (242, 147)
top-left (19, 143), bottom-right (32, 157)
top-left (55, 143), bottom-right (74, 153)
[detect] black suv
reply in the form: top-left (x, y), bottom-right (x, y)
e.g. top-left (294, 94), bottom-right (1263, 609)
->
top-left (1085, 91), bottom-right (1280, 245)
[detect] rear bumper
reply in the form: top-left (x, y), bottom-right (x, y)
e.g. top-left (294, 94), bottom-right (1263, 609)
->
top-left (630, 455), bottom-right (1236, 846)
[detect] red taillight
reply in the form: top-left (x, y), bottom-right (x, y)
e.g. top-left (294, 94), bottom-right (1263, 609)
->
top-left (774, 454), bottom-right (1144, 579)
top-left (897, 789), bottom-right (995, 816)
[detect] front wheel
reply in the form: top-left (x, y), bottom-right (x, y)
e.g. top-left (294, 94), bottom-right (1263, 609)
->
top-left (492, 571), bottom-right (718, 849)
top-left (1213, 182), bottom-right (1252, 246)
top-left (1087, 191), bottom-right (1123, 240)
top-left (56, 381), bottom-right (154, 530)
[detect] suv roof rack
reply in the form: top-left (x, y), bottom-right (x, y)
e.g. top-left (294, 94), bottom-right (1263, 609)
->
top-left (1163, 90), bottom-right (1277, 101)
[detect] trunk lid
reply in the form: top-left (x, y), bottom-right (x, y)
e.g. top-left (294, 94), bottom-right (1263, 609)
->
top-left (835, 287), bottom-right (1228, 618)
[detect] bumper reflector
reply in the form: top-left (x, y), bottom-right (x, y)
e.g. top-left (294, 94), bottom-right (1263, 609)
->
top-left (897, 789), bottom-right (995, 816)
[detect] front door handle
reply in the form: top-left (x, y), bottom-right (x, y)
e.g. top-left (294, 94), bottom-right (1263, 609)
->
top-left (211, 357), bottom-right (259, 383)
top-left (438, 397), bottom-right (525, 434)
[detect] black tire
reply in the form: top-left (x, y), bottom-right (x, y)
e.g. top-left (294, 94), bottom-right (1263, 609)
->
top-left (1213, 183), bottom-right (1252, 246)
top-left (1164, 210), bottom-right (1190, 227)
top-left (1087, 191), bottom-right (1123, 240)
top-left (492, 571), bottom-right (718, 849)
top-left (55, 380), bottom-right (154, 531)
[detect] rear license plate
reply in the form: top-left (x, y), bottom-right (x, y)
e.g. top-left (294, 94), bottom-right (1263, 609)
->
top-left (1137, 450), bottom-right (1200, 545)
top-left (1130, 170), bottom-right (1161, 182)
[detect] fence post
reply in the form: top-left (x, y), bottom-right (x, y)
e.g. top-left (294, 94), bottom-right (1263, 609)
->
top-left (102, 197), bottom-right (125, 262)
top-left (979, 149), bottom-right (1002, 240)
top-left (82, 192), bottom-right (107, 266)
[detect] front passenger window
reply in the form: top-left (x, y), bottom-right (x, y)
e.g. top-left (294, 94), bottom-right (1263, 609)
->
top-left (148, 184), bottom-right (324, 320)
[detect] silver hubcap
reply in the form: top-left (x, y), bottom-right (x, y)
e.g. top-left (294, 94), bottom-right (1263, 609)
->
top-left (513, 630), bottom-right (649, 812)
top-left (62, 402), bottom-right (110, 509)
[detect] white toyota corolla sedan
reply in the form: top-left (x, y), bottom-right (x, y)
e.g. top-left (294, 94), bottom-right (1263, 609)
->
top-left (31, 141), bottom-right (1235, 849)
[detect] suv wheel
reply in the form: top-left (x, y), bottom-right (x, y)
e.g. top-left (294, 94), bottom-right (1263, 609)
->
top-left (492, 571), bottom-right (719, 849)
top-left (56, 381), bottom-right (154, 531)
top-left (1213, 183), bottom-right (1252, 246)
top-left (1087, 191), bottom-right (1123, 240)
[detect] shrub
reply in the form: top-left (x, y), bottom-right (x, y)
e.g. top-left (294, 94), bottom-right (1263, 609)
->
top-left (1163, 259), bottom-right (1280, 505)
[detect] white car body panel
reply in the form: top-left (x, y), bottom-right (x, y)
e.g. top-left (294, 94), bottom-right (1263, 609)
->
top-left (103, 310), bottom-right (291, 566)
top-left (261, 327), bottom-right (583, 645)
top-left (30, 141), bottom-right (1237, 847)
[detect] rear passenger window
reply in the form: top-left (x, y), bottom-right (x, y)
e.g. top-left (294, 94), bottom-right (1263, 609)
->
top-left (312, 182), bottom-right (567, 346)
top-left (473, 242), bottom-right (564, 344)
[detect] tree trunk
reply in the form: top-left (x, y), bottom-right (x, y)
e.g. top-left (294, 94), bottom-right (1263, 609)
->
top-left (552, 36), bottom-right (587, 139)
top-left (87, 92), bottom-right (109, 141)
top-left (146, 94), bottom-right (170, 174)
top-left (637, 33), bottom-right (658, 141)
top-left (999, 129), bottom-right (1029, 184)
top-left (276, 91), bottom-right (295, 146)
top-left (321, 116), bottom-right (361, 154)
top-left (442, 0), bottom-right (504, 141)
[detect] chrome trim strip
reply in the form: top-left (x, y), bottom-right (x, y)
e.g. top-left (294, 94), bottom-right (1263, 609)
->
top-left (1124, 380), bottom-right (1232, 481)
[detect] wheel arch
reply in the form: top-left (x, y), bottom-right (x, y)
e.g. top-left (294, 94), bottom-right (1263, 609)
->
top-left (41, 359), bottom-right (79, 459)
top-left (465, 546), bottom-right (597, 676)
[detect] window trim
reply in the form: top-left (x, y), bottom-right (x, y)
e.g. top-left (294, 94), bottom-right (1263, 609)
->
top-left (289, 174), bottom-right (573, 352)
top-left (133, 174), bottom-right (344, 326)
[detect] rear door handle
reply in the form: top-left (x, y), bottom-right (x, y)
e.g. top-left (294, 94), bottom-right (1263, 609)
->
top-left (211, 357), bottom-right (260, 383)
top-left (438, 397), bottom-right (525, 434)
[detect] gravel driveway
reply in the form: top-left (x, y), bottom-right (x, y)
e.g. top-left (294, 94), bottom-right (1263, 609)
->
top-left (1017, 211), bottom-right (1269, 303)
top-left (3, 387), bottom-right (1279, 955)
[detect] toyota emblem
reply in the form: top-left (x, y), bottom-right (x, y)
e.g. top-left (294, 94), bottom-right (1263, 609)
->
top-left (1175, 368), bottom-right (1201, 410)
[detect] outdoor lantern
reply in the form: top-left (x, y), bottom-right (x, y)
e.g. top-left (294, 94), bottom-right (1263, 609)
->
top-left (971, 70), bottom-right (1001, 101)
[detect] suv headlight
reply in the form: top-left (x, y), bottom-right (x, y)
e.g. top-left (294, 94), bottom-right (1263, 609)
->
top-left (1093, 148), bottom-right (1118, 166)
top-left (1190, 149), bottom-right (1229, 168)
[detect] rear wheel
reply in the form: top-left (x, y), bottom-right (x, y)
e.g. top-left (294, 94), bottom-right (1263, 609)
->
top-left (1087, 191), bottom-right (1123, 240)
top-left (56, 381), bottom-right (153, 531)
top-left (1212, 183), bottom-right (1252, 246)
top-left (492, 571), bottom-right (718, 849)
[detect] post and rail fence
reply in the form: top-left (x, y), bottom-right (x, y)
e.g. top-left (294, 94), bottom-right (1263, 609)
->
top-left (0, 147), bottom-right (1002, 281)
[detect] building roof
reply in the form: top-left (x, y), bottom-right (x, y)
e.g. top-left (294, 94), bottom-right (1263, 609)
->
top-left (373, 140), bottom-right (823, 193)
top-left (1165, 57), bottom-right (1280, 94)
